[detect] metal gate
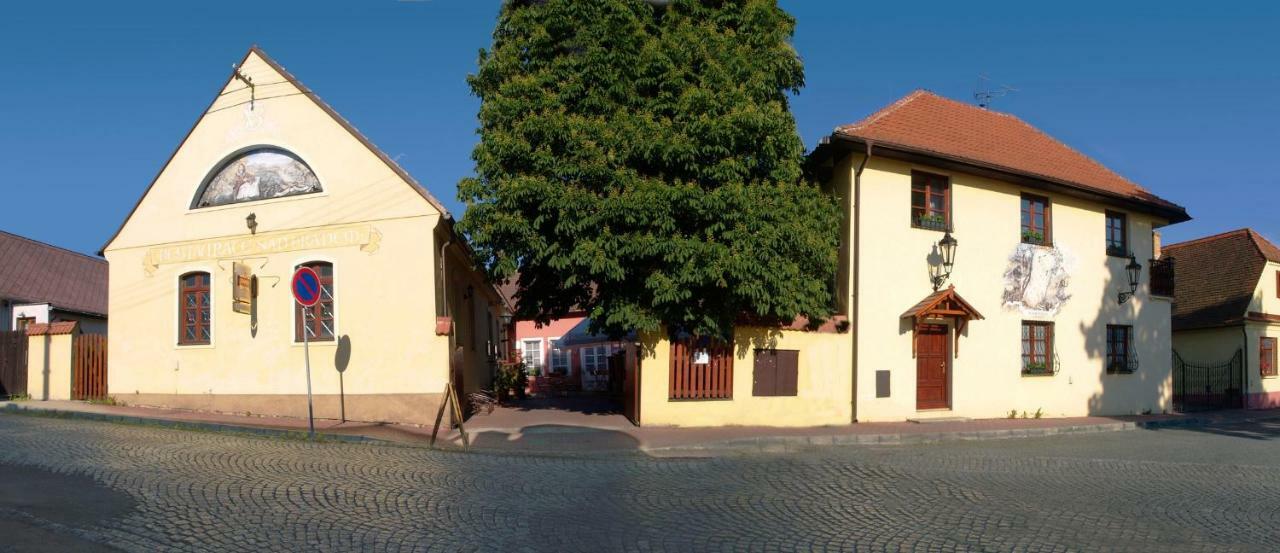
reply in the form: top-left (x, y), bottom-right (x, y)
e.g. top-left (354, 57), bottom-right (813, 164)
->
top-left (0, 330), bottom-right (27, 398)
top-left (72, 333), bottom-right (108, 400)
top-left (1173, 349), bottom-right (1243, 412)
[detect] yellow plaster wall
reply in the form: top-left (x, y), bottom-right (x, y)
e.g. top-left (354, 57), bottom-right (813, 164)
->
top-left (1173, 327), bottom-right (1243, 365)
top-left (26, 334), bottom-right (74, 401)
top-left (638, 327), bottom-right (852, 427)
top-left (1244, 323), bottom-right (1280, 401)
top-left (848, 156), bottom-right (1173, 420)
top-left (102, 50), bottom-right (500, 420)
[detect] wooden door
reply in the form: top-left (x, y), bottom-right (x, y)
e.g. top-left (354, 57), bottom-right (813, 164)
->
top-left (72, 334), bottom-right (108, 400)
top-left (621, 344), bottom-right (641, 427)
top-left (915, 324), bottom-right (949, 410)
top-left (0, 331), bottom-right (27, 398)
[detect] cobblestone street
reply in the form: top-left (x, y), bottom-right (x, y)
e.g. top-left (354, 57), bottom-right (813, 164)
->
top-left (1, 414), bottom-right (1278, 552)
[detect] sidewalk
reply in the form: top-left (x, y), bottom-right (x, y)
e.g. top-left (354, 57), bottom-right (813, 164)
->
top-left (3, 399), bottom-right (1276, 457)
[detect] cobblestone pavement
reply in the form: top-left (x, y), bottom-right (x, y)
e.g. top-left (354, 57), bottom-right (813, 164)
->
top-left (1, 414), bottom-right (1278, 552)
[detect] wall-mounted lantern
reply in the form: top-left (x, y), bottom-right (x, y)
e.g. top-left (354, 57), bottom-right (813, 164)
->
top-left (930, 231), bottom-right (959, 291)
top-left (1118, 254), bottom-right (1142, 304)
top-left (245, 212), bottom-right (258, 235)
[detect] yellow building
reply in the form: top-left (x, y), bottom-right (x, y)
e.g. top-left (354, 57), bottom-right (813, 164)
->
top-left (101, 47), bottom-right (505, 425)
top-left (640, 90), bottom-right (1190, 427)
top-left (1165, 229), bottom-right (1280, 410)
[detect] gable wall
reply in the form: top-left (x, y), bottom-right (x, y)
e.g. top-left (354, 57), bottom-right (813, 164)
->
top-left (101, 52), bottom-right (467, 424)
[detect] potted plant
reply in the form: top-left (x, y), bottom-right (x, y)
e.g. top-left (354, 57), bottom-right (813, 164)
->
top-left (1023, 361), bottom-right (1048, 375)
top-left (1021, 230), bottom-right (1044, 244)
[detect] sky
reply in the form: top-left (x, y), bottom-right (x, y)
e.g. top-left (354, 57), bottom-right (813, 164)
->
top-left (2, 1), bottom-right (1277, 256)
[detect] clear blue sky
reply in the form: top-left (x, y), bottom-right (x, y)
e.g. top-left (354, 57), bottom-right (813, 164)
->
top-left (2, 1), bottom-right (1277, 256)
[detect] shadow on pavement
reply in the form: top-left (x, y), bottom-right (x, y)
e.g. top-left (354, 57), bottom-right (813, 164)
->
top-left (0, 462), bottom-right (134, 552)
top-left (467, 424), bottom-right (643, 455)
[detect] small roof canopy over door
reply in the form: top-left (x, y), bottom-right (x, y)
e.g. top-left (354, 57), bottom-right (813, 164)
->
top-left (900, 285), bottom-right (984, 358)
top-left (192, 146), bottom-right (321, 208)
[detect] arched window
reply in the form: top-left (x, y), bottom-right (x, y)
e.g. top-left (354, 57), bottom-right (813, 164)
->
top-left (179, 272), bottom-right (211, 345)
top-left (295, 262), bottom-right (335, 342)
top-left (193, 147), bottom-right (321, 208)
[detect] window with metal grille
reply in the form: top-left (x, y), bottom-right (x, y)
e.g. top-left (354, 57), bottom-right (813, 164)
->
top-left (1106, 325), bottom-right (1136, 374)
top-left (1261, 337), bottom-right (1277, 377)
top-left (911, 171), bottom-right (950, 231)
top-left (1106, 211), bottom-right (1128, 256)
top-left (294, 262), bottom-right (335, 342)
top-left (1021, 321), bottom-right (1054, 375)
top-left (1021, 194), bottom-right (1051, 246)
top-left (179, 272), bottom-right (211, 345)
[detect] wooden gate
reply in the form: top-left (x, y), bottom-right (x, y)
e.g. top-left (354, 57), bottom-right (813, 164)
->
top-left (0, 330), bottom-right (27, 398)
top-left (72, 334), bottom-right (108, 400)
top-left (610, 348), bottom-right (641, 426)
top-left (669, 336), bottom-right (733, 400)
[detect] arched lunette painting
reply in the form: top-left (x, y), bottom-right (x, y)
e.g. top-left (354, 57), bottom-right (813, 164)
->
top-left (194, 147), bottom-right (322, 208)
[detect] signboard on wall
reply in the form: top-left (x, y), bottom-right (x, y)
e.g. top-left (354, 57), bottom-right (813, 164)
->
top-left (232, 262), bottom-right (253, 314)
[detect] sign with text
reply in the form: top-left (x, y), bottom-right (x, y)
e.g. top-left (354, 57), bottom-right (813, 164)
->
top-left (232, 262), bottom-right (253, 314)
top-left (141, 224), bottom-right (381, 275)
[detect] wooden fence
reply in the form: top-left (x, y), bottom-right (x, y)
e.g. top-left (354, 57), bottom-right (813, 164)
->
top-left (73, 333), bottom-right (108, 400)
top-left (669, 336), bottom-right (733, 400)
top-left (0, 330), bottom-right (27, 398)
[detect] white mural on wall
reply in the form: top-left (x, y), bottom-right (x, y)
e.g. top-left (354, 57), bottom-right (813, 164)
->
top-left (1002, 243), bottom-right (1073, 316)
top-left (195, 148), bottom-right (322, 208)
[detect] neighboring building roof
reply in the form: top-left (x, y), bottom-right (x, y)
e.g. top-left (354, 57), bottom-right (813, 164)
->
top-left (0, 231), bottom-right (107, 317)
top-left (820, 90), bottom-right (1189, 223)
top-left (1163, 228), bottom-right (1280, 330)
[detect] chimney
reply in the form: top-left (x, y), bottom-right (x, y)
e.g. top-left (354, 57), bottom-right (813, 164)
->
top-left (1152, 231), bottom-right (1162, 259)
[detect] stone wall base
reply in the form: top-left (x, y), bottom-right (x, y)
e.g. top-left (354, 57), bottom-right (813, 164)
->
top-left (1247, 391), bottom-right (1280, 410)
top-left (118, 393), bottom-right (443, 426)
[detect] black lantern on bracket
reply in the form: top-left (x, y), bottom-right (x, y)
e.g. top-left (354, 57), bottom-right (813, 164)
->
top-left (1118, 254), bottom-right (1142, 304)
top-left (931, 231), bottom-right (959, 291)
top-left (245, 212), bottom-right (258, 235)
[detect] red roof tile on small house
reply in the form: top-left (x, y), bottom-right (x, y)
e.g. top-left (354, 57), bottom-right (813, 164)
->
top-left (0, 231), bottom-right (107, 317)
top-left (25, 321), bottom-right (80, 336)
top-left (1162, 228), bottom-right (1280, 331)
top-left (828, 90), bottom-right (1188, 221)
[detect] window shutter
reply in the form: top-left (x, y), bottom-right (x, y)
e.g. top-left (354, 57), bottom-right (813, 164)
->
top-left (776, 350), bottom-right (799, 396)
top-left (753, 349), bottom-right (777, 396)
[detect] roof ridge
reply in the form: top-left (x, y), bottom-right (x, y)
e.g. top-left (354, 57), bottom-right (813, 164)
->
top-left (0, 229), bottom-right (105, 262)
top-left (1162, 228), bottom-right (1253, 251)
top-left (836, 89), bottom-right (929, 133)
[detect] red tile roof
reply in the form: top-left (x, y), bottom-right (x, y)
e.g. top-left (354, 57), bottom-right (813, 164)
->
top-left (0, 231), bottom-right (107, 317)
top-left (25, 321), bottom-right (80, 336)
top-left (1162, 228), bottom-right (1280, 330)
top-left (831, 90), bottom-right (1186, 219)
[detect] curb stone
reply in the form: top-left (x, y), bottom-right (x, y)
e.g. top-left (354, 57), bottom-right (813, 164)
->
top-left (0, 403), bottom-right (385, 445)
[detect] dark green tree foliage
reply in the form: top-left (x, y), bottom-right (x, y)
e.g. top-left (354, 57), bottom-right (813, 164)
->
top-left (459, 0), bottom-right (840, 339)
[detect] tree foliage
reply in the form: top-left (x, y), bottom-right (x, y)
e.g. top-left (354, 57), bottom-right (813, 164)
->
top-left (458, 0), bottom-right (840, 339)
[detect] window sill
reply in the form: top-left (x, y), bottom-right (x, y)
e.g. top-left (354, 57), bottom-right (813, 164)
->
top-left (1020, 371), bottom-right (1056, 378)
top-left (1021, 241), bottom-right (1054, 248)
top-left (291, 340), bottom-right (336, 347)
top-left (911, 223), bottom-right (950, 233)
top-left (176, 343), bottom-right (215, 350)
top-left (1106, 251), bottom-right (1131, 259)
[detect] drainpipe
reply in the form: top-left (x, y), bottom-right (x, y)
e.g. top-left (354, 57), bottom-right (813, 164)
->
top-left (851, 140), bottom-right (872, 423)
top-left (1241, 323), bottom-right (1250, 408)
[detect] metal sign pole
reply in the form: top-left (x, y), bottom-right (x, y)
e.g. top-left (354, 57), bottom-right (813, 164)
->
top-left (304, 305), bottom-right (315, 439)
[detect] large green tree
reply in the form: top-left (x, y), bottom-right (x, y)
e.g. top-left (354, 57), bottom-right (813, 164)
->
top-left (458, 0), bottom-right (840, 339)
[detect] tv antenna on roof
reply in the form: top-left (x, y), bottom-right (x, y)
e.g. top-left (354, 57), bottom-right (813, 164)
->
top-left (974, 73), bottom-right (1018, 109)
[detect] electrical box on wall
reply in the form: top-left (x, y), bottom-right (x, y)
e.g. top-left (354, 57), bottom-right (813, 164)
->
top-left (876, 370), bottom-right (891, 398)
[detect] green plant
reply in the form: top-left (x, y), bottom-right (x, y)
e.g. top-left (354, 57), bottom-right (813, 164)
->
top-left (458, 0), bottom-right (840, 340)
top-left (7, 393), bottom-right (32, 402)
top-left (917, 214), bottom-right (946, 228)
top-left (1023, 361), bottom-right (1048, 374)
top-left (1021, 410), bottom-right (1029, 419)
top-left (87, 396), bottom-right (118, 406)
top-left (493, 361), bottom-right (528, 402)
top-left (1021, 230), bottom-right (1045, 244)
top-left (1033, 408), bottom-right (1043, 419)
top-left (1007, 409), bottom-right (1018, 419)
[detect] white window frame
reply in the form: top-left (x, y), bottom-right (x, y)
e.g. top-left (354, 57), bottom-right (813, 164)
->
top-left (581, 344), bottom-right (614, 374)
top-left (521, 339), bottom-right (544, 376)
top-left (549, 337), bottom-right (570, 376)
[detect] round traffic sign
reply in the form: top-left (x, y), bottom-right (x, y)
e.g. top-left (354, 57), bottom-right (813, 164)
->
top-left (291, 267), bottom-right (322, 307)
